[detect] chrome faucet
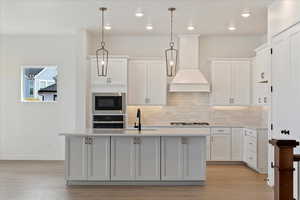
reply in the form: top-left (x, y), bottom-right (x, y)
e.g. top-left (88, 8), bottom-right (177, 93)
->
top-left (134, 108), bottom-right (142, 132)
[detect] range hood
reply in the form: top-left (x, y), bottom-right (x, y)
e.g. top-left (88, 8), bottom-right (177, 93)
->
top-left (169, 35), bottom-right (210, 92)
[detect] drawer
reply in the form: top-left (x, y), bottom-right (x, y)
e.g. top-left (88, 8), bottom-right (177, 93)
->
top-left (244, 129), bottom-right (257, 139)
top-left (246, 151), bottom-right (257, 169)
top-left (212, 128), bottom-right (231, 134)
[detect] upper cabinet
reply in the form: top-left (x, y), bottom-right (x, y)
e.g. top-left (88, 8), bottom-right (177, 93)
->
top-left (252, 44), bottom-right (271, 106)
top-left (210, 59), bottom-right (251, 106)
top-left (128, 59), bottom-right (167, 105)
top-left (90, 56), bottom-right (128, 92)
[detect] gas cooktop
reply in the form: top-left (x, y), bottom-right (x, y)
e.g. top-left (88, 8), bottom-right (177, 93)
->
top-left (170, 122), bottom-right (210, 127)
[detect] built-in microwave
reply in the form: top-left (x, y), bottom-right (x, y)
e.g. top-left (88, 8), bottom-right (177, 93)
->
top-left (92, 93), bottom-right (126, 114)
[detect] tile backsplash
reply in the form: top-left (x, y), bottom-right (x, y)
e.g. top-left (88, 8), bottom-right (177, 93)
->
top-left (127, 93), bottom-right (268, 127)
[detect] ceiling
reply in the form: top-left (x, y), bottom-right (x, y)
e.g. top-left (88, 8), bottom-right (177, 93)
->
top-left (0, 0), bottom-right (274, 35)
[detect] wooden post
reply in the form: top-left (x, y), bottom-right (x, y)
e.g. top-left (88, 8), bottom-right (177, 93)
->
top-left (270, 139), bottom-right (299, 200)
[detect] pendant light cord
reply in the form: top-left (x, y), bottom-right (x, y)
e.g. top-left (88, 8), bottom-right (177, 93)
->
top-left (99, 8), bottom-right (105, 48)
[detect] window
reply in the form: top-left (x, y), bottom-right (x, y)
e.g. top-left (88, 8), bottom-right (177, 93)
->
top-left (21, 66), bottom-right (58, 102)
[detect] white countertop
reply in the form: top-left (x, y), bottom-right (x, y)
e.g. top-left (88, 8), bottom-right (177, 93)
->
top-left (60, 128), bottom-right (210, 137)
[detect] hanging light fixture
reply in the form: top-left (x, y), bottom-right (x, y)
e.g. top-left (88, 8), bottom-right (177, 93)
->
top-left (96, 7), bottom-right (109, 77)
top-left (165, 7), bottom-right (178, 77)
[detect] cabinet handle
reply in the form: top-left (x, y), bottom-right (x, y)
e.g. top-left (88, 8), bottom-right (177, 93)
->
top-left (89, 137), bottom-right (93, 145)
top-left (107, 77), bottom-right (112, 84)
top-left (181, 137), bottom-right (188, 144)
top-left (133, 137), bottom-right (137, 144)
top-left (258, 98), bottom-right (261, 104)
top-left (261, 72), bottom-right (265, 79)
top-left (232, 98), bottom-right (234, 104)
top-left (84, 137), bottom-right (89, 144)
top-left (263, 97), bottom-right (267, 103)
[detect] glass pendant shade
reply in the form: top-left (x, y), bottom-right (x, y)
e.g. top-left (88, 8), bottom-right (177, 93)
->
top-left (165, 44), bottom-right (178, 77)
top-left (96, 7), bottom-right (109, 77)
top-left (165, 7), bottom-right (178, 77)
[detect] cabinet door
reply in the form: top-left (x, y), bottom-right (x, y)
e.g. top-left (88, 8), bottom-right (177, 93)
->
top-left (128, 61), bottom-right (148, 105)
top-left (87, 137), bottom-right (110, 181)
top-left (90, 59), bottom-right (108, 85)
top-left (147, 61), bottom-right (167, 105)
top-left (108, 59), bottom-right (127, 86)
top-left (231, 128), bottom-right (243, 161)
top-left (231, 61), bottom-right (250, 105)
top-left (211, 61), bottom-right (231, 105)
top-left (111, 137), bottom-right (135, 180)
top-left (65, 137), bottom-right (88, 180)
top-left (211, 134), bottom-right (231, 161)
top-left (135, 137), bottom-right (160, 180)
top-left (161, 137), bottom-right (183, 180)
top-left (182, 137), bottom-right (206, 180)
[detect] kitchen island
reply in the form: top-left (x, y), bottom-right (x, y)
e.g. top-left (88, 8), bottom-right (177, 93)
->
top-left (60, 128), bottom-right (209, 185)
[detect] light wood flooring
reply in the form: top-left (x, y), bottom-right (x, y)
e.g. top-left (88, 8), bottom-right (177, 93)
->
top-left (0, 161), bottom-right (273, 200)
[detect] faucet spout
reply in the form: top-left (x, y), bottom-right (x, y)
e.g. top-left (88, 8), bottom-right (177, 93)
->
top-left (134, 108), bottom-right (142, 132)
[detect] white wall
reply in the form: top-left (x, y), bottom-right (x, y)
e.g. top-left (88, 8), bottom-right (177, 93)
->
top-left (268, 0), bottom-right (300, 38)
top-left (88, 34), bottom-right (175, 58)
top-left (0, 34), bottom-right (78, 160)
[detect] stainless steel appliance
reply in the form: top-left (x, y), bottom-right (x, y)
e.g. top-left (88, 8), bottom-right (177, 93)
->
top-left (170, 122), bottom-right (210, 127)
top-left (92, 93), bottom-right (126, 115)
top-left (93, 115), bottom-right (125, 129)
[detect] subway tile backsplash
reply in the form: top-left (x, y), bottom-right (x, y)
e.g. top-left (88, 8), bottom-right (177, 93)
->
top-left (127, 93), bottom-right (267, 127)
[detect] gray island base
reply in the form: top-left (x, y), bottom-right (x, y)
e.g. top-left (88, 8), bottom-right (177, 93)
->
top-left (60, 128), bottom-right (209, 186)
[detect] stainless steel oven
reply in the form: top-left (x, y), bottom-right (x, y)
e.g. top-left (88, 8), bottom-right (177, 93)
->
top-left (92, 93), bottom-right (126, 114)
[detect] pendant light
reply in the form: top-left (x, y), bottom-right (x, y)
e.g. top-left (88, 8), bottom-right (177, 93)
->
top-left (96, 7), bottom-right (109, 77)
top-left (165, 7), bottom-right (178, 77)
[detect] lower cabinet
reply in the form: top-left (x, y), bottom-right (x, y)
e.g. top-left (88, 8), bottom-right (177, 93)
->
top-left (161, 137), bottom-right (206, 181)
top-left (231, 128), bottom-right (244, 161)
top-left (210, 130), bottom-right (232, 161)
top-left (110, 136), bottom-right (160, 181)
top-left (65, 136), bottom-right (110, 181)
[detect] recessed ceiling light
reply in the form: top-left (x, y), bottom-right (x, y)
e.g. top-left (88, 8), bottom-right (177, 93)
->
top-left (187, 25), bottom-right (195, 31)
top-left (135, 8), bottom-right (144, 17)
top-left (228, 25), bottom-right (236, 31)
top-left (241, 9), bottom-right (251, 18)
top-left (104, 24), bottom-right (112, 30)
top-left (146, 24), bottom-right (153, 30)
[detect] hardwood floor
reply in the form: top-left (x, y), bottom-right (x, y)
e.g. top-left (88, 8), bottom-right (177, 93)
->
top-left (0, 161), bottom-right (273, 200)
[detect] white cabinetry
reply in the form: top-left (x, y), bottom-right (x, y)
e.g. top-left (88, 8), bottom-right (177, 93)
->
top-left (161, 137), bottom-right (206, 181)
top-left (90, 57), bottom-right (128, 92)
top-left (65, 136), bottom-right (110, 181)
top-left (128, 59), bottom-right (167, 105)
top-left (210, 128), bottom-right (232, 161)
top-left (243, 128), bottom-right (268, 173)
top-left (252, 44), bottom-right (271, 106)
top-left (111, 136), bottom-right (160, 181)
top-left (211, 60), bottom-right (250, 106)
top-left (231, 128), bottom-right (244, 161)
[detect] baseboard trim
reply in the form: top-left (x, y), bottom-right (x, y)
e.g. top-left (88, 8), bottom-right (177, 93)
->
top-left (67, 180), bottom-right (206, 186)
top-left (207, 161), bottom-right (244, 165)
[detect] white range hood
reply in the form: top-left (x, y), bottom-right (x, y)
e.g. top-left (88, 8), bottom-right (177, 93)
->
top-left (169, 35), bottom-right (210, 92)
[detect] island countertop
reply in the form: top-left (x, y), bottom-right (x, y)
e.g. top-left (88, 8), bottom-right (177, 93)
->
top-left (60, 128), bottom-right (210, 137)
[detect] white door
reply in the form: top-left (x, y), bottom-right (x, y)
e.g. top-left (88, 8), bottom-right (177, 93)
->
top-left (135, 137), bottom-right (160, 180)
top-left (231, 61), bottom-right (250, 105)
top-left (211, 134), bottom-right (231, 161)
top-left (65, 137), bottom-right (88, 180)
top-left (289, 25), bottom-right (300, 142)
top-left (108, 59), bottom-right (127, 86)
top-left (111, 137), bottom-right (135, 180)
top-left (161, 137), bottom-right (183, 180)
top-left (271, 32), bottom-right (291, 139)
top-left (231, 128), bottom-right (243, 161)
top-left (87, 137), bottom-right (110, 181)
top-left (211, 61), bottom-right (231, 105)
top-left (147, 61), bottom-right (167, 105)
top-left (182, 137), bottom-right (206, 180)
top-left (128, 60), bottom-right (148, 105)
